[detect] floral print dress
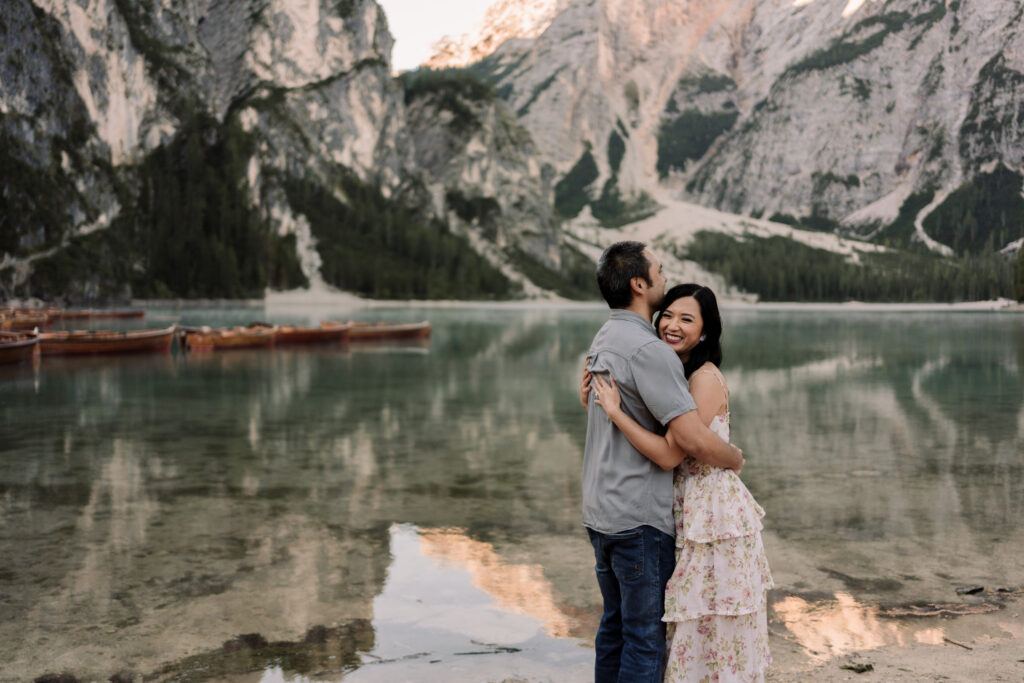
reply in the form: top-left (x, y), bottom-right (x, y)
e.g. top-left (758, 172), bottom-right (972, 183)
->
top-left (663, 403), bottom-right (773, 682)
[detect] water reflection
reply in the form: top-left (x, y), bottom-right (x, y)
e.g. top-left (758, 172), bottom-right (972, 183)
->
top-left (726, 311), bottom-right (1024, 606)
top-left (418, 526), bottom-right (572, 638)
top-left (346, 524), bottom-right (590, 682)
top-left (0, 307), bottom-right (1021, 680)
top-left (773, 591), bottom-right (946, 661)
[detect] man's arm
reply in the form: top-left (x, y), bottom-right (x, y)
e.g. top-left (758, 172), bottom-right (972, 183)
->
top-left (627, 340), bottom-right (743, 471)
top-left (591, 373), bottom-right (742, 472)
top-left (667, 411), bottom-right (744, 471)
top-left (590, 374), bottom-right (685, 469)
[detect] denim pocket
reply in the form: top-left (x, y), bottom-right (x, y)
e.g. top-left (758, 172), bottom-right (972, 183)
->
top-left (608, 527), bottom-right (645, 583)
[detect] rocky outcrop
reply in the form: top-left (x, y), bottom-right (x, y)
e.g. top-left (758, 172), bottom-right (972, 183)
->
top-left (1, 0), bottom-right (579, 301)
top-left (424, 0), bottom-right (560, 70)
top-left (401, 69), bottom-right (569, 295)
top-left (480, 0), bottom-right (1024, 254)
top-left (7, 0), bottom-right (1024, 302)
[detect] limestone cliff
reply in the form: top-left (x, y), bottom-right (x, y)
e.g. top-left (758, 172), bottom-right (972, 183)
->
top-left (479, 0), bottom-right (1024, 255)
top-left (0, 0), bottom-right (576, 301)
top-left (5, 0), bottom-right (1023, 303)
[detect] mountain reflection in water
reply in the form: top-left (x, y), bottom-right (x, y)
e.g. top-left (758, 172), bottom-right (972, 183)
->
top-left (773, 592), bottom-right (946, 661)
top-left (418, 526), bottom-right (572, 638)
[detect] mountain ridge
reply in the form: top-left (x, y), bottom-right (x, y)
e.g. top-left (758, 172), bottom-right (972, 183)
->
top-left (2, 0), bottom-right (1023, 303)
top-left (1, 0), bottom-right (582, 302)
top-left (469, 0), bottom-right (1024, 257)
top-left (424, 0), bottom-right (560, 70)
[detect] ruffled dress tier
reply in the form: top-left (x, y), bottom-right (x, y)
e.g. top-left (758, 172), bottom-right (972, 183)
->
top-left (663, 413), bottom-right (773, 682)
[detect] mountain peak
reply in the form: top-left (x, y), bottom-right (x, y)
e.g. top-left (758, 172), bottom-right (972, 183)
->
top-left (424, 0), bottom-right (559, 69)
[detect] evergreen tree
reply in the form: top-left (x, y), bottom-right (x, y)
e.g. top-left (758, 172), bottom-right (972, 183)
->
top-left (1016, 248), bottom-right (1024, 302)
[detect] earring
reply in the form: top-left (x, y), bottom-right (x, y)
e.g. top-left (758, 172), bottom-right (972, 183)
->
top-left (699, 335), bottom-right (706, 342)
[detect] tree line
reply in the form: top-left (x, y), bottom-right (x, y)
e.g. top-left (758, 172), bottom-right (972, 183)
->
top-left (25, 97), bottom-right (525, 302)
top-left (683, 231), bottom-right (1017, 303)
top-left (28, 105), bottom-right (306, 300)
top-left (281, 173), bottom-right (516, 300)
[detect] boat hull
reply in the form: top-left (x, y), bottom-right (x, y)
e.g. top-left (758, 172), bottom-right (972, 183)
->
top-left (276, 323), bottom-right (352, 345)
top-left (0, 332), bottom-right (39, 365)
top-left (0, 313), bottom-right (50, 330)
top-left (346, 321), bottom-right (432, 341)
top-left (38, 326), bottom-right (176, 356)
top-left (57, 308), bottom-right (146, 320)
top-left (179, 325), bottom-right (278, 351)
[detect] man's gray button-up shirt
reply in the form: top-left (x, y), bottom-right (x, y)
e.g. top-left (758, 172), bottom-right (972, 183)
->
top-left (582, 309), bottom-right (697, 537)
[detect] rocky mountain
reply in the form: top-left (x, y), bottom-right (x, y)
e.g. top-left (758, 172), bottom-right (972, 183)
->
top-left (3, 0), bottom-right (1023, 303)
top-left (400, 67), bottom-right (591, 298)
top-left (0, 0), bottom-right (580, 302)
top-left (424, 0), bottom-right (560, 70)
top-left (475, 0), bottom-right (1024, 280)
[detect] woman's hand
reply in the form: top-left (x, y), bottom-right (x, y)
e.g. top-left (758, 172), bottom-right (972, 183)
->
top-left (591, 373), bottom-right (623, 421)
top-left (579, 357), bottom-right (592, 410)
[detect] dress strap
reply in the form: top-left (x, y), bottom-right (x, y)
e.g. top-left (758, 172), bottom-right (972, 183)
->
top-left (694, 367), bottom-right (729, 404)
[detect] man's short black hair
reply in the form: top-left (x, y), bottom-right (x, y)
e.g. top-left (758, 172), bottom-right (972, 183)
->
top-left (596, 241), bottom-right (651, 309)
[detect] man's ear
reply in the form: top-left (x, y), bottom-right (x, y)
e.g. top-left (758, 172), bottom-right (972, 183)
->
top-left (630, 276), bottom-right (646, 296)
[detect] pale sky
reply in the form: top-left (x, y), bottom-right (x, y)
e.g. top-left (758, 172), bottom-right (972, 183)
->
top-left (376, 0), bottom-right (492, 72)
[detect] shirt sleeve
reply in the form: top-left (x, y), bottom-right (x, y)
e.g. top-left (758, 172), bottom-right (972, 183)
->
top-left (631, 341), bottom-right (697, 426)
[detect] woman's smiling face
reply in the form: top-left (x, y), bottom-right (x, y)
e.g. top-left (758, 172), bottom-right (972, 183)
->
top-left (657, 296), bottom-right (703, 359)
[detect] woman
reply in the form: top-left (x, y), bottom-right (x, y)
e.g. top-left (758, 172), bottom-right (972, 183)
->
top-left (581, 284), bottom-right (772, 682)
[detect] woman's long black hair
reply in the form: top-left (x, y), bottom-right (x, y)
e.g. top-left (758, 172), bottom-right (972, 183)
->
top-left (653, 283), bottom-right (723, 378)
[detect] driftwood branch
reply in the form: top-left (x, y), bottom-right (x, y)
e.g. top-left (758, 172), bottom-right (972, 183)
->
top-left (943, 636), bottom-right (973, 650)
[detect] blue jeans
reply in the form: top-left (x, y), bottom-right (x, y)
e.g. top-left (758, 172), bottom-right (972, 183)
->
top-left (587, 525), bottom-right (676, 683)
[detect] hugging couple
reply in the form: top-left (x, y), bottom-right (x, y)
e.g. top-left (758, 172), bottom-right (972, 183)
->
top-left (580, 241), bottom-right (773, 682)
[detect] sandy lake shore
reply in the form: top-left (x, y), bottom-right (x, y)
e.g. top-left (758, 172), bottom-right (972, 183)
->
top-left (766, 593), bottom-right (1024, 682)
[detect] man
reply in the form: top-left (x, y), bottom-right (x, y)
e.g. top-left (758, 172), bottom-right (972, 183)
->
top-left (582, 241), bottom-right (744, 682)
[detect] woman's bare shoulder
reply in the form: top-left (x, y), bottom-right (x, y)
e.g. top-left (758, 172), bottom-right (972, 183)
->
top-left (691, 362), bottom-right (725, 383)
top-left (689, 363), bottom-right (728, 397)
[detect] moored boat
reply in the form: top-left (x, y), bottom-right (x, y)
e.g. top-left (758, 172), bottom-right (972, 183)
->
top-left (0, 330), bottom-right (40, 365)
top-left (56, 308), bottom-right (146, 320)
top-left (55, 309), bottom-right (94, 320)
top-left (38, 325), bottom-right (177, 356)
top-left (0, 310), bottom-right (52, 330)
top-left (178, 323), bottom-right (279, 351)
top-left (94, 308), bottom-right (146, 319)
top-left (275, 321), bottom-right (352, 345)
top-left (345, 320), bottom-right (432, 341)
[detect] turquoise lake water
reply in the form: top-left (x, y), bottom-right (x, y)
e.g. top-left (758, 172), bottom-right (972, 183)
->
top-left (1, 305), bottom-right (1021, 681)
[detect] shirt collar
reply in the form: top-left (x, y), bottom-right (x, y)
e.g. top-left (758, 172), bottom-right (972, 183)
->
top-left (609, 309), bottom-right (656, 333)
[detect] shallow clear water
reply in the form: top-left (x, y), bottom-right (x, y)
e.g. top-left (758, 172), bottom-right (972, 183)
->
top-left (1, 306), bottom-right (1021, 681)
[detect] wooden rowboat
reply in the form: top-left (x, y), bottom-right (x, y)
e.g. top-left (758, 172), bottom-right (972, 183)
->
top-left (0, 311), bottom-right (51, 330)
top-left (57, 308), bottom-right (146, 320)
top-left (0, 330), bottom-right (39, 365)
top-left (55, 309), bottom-right (94, 320)
top-left (275, 322), bottom-right (352, 345)
top-left (178, 323), bottom-right (279, 351)
top-left (38, 325), bottom-right (176, 356)
top-left (345, 321), bottom-right (432, 341)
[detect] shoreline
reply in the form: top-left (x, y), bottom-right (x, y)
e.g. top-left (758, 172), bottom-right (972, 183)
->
top-left (19, 592), bottom-right (1022, 682)
top-left (6, 290), bottom-right (1022, 312)
top-left (140, 293), bottom-right (1022, 313)
top-left (766, 591), bottom-right (1024, 681)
